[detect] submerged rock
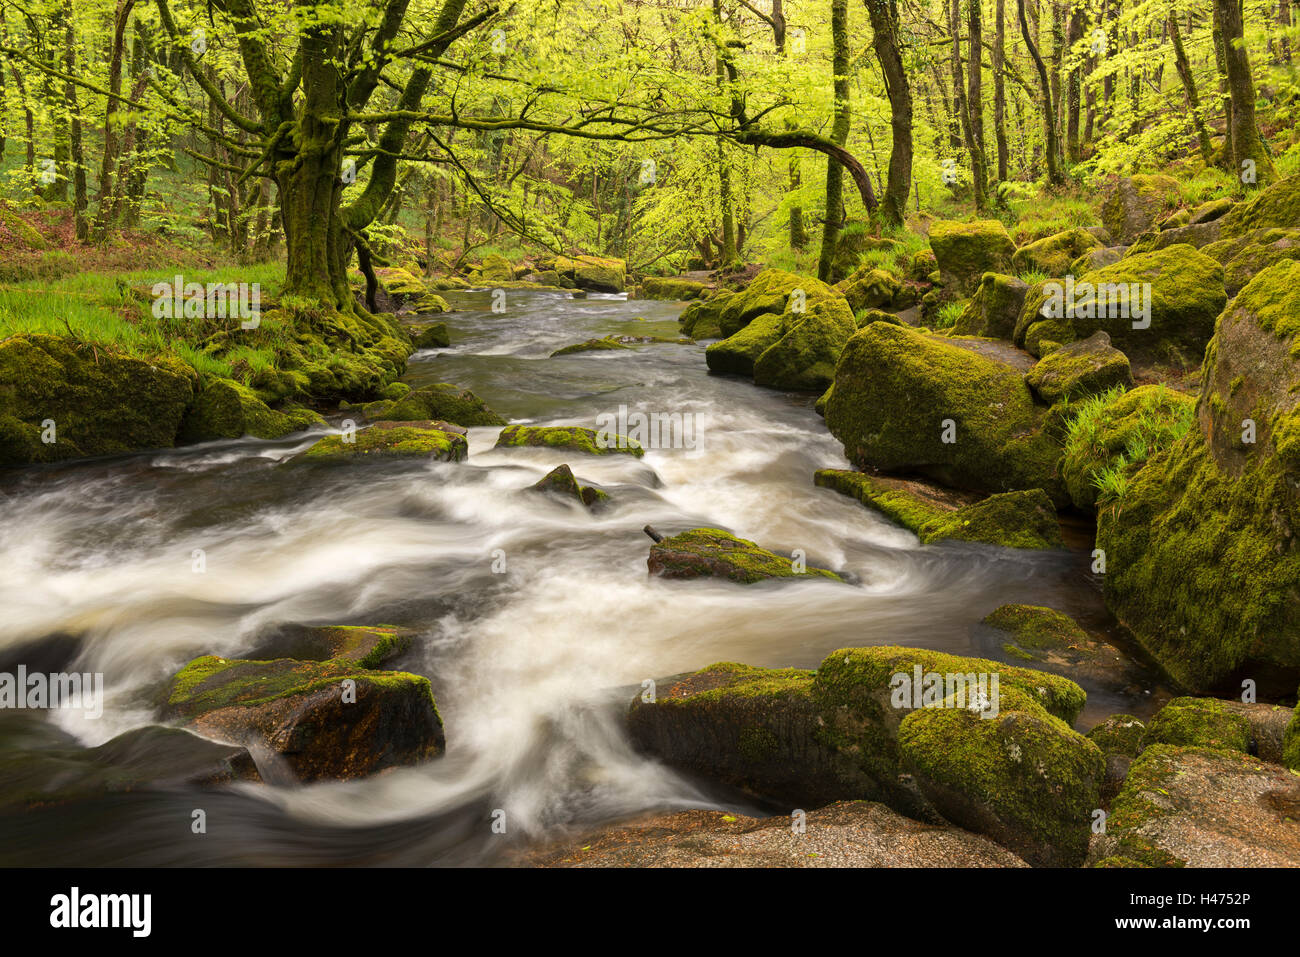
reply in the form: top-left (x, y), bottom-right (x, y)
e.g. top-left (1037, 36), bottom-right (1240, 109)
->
top-left (161, 655), bottom-right (444, 781)
top-left (527, 463), bottom-right (608, 508)
top-left (411, 322), bottom-right (451, 348)
top-left (295, 420), bottom-right (467, 463)
top-left (550, 337), bottom-right (631, 357)
top-left (495, 424), bottom-right (643, 457)
top-left (980, 604), bottom-right (1137, 691)
top-left (382, 382), bottom-right (506, 426)
top-left (1089, 744), bottom-right (1300, 867)
top-left (646, 528), bottom-right (843, 584)
top-left (516, 800), bottom-right (1028, 868)
top-left (815, 469), bottom-right (1063, 550)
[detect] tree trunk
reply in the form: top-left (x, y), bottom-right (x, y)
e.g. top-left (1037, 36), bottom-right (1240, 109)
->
top-left (1169, 12), bottom-right (1214, 164)
top-left (1217, 0), bottom-right (1276, 185)
top-left (966, 0), bottom-right (989, 206)
top-left (817, 0), bottom-right (852, 282)
top-left (993, 0), bottom-right (1010, 182)
top-left (1019, 0), bottom-right (1064, 184)
top-left (866, 0), bottom-right (913, 228)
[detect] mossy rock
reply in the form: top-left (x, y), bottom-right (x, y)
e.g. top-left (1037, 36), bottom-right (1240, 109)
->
top-left (1218, 174), bottom-right (1300, 240)
top-left (1086, 714), bottom-right (1146, 758)
top-left (824, 323), bottom-right (1065, 501)
top-left (571, 255), bottom-right (626, 292)
top-left (1126, 219), bottom-right (1223, 256)
top-left (550, 337), bottom-right (632, 357)
top-left (1284, 702), bottom-right (1300, 771)
top-left (1139, 697), bottom-right (1252, 754)
top-left (383, 382), bottom-right (506, 426)
top-left (1068, 246), bottom-right (1124, 275)
top-left (294, 420), bottom-right (468, 463)
top-left (816, 470), bottom-right (1063, 549)
top-left (1189, 198), bottom-right (1233, 224)
top-left (1205, 228), bottom-right (1300, 296)
top-left (527, 463), bottom-right (608, 509)
top-left (411, 322), bottom-right (451, 349)
top-left (640, 277), bottom-right (709, 300)
top-left (1089, 744), bottom-right (1300, 867)
top-left (679, 289), bottom-right (734, 338)
top-left (647, 527), bottom-right (843, 584)
top-left (246, 623), bottom-right (412, 669)
top-left (704, 311), bottom-right (787, 377)
top-left (981, 604), bottom-right (1135, 689)
top-left (950, 273), bottom-right (1028, 339)
top-left (411, 293), bottom-right (449, 315)
top-left (1060, 383), bottom-right (1194, 512)
top-left (472, 254), bottom-right (516, 283)
top-left (752, 296), bottom-right (857, 393)
top-left (161, 654), bottom-right (444, 782)
top-left (1024, 331), bottom-right (1133, 405)
top-left (178, 377), bottom-right (325, 443)
top-left (855, 308), bottom-right (904, 328)
top-left (0, 203), bottom-right (47, 250)
top-left (1011, 228), bottom-right (1103, 278)
top-left (716, 268), bottom-right (834, 337)
top-left (1100, 174), bottom-right (1180, 243)
top-left (1097, 262), bottom-right (1300, 689)
top-left (0, 333), bottom-right (197, 467)
top-left (898, 684), bottom-right (1104, 866)
top-left (909, 248), bottom-right (938, 281)
top-left (838, 267), bottom-right (902, 312)
top-left (1015, 244), bottom-right (1227, 365)
top-left (928, 219), bottom-right (1016, 295)
top-left (372, 266), bottom-right (429, 307)
top-left (495, 423), bottom-right (643, 457)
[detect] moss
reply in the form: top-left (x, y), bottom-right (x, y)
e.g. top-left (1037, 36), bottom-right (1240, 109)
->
top-left (297, 422), bottom-right (467, 462)
top-left (704, 311), bottom-right (786, 377)
top-left (178, 377), bottom-right (325, 443)
top-left (1219, 174), bottom-right (1300, 240)
top-left (647, 527), bottom-right (843, 583)
top-left (571, 255), bottom-right (626, 292)
top-left (983, 604), bottom-right (1089, 653)
top-left (412, 322), bottom-right (451, 348)
top-left (0, 203), bottom-right (47, 250)
top-left (752, 296), bottom-right (857, 393)
top-left (528, 463), bottom-right (608, 509)
top-left (640, 277), bottom-right (709, 300)
top-left (1140, 697), bottom-right (1252, 753)
top-left (1011, 228), bottom-right (1102, 278)
top-left (1086, 714), bottom-right (1146, 757)
top-left (1284, 702), bottom-right (1300, 771)
top-left (679, 290), bottom-right (733, 338)
top-left (0, 333), bottom-right (197, 466)
top-left (472, 254), bottom-right (516, 283)
top-left (383, 382), bottom-right (506, 426)
top-left (950, 273), bottom-right (1028, 339)
top-left (824, 323), bottom-right (1065, 501)
top-left (496, 424), bottom-right (643, 457)
top-left (1101, 174), bottom-right (1180, 243)
top-left (550, 337), bottom-right (632, 357)
top-left (838, 267), bottom-right (901, 312)
top-left (716, 269), bottom-right (833, 337)
top-left (927, 219), bottom-right (1016, 294)
top-left (1024, 331), bottom-right (1133, 405)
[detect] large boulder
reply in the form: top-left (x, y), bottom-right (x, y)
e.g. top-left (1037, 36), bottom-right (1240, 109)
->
top-left (1217, 174), bottom-right (1300, 240)
top-left (1011, 228), bottom-right (1103, 278)
top-left (815, 470), bottom-right (1063, 550)
top-left (825, 323), bottom-right (1064, 501)
top-left (838, 267), bottom-right (902, 312)
top-left (1125, 219), bottom-right (1223, 255)
top-left (752, 297), bottom-right (858, 393)
top-left (570, 255), bottom-right (626, 293)
top-left (950, 273), bottom-right (1028, 339)
top-left (1203, 227), bottom-right (1300, 296)
top-left (1024, 331), bottom-right (1133, 405)
top-left (716, 269), bottom-right (834, 337)
top-left (980, 604), bottom-right (1140, 692)
top-left (679, 290), bottom-right (734, 338)
top-left (1097, 261), bottom-right (1300, 689)
top-left (1089, 745), bottom-right (1300, 867)
top-left (1136, 696), bottom-right (1294, 761)
top-left (705, 312), bottom-right (786, 378)
top-left (1100, 175), bottom-right (1180, 244)
top-left (928, 220), bottom-right (1016, 295)
top-left (527, 463), bottom-right (608, 509)
top-left (383, 382), bottom-right (506, 426)
top-left (495, 424), bottom-right (643, 457)
top-left (0, 333), bottom-right (197, 467)
top-left (178, 377), bottom-right (324, 443)
top-left (1014, 244), bottom-right (1227, 366)
top-left (639, 277), bottom-right (709, 300)
top-left (161, 654), bottom-right (445, 781)
top-left (646, 528), bottom-right (843, 584)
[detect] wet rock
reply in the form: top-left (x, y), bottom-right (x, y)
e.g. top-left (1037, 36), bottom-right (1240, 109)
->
top-left (0, 333), bottom-right (197, 467)
top-left (646, 528), bottom-right (843, 584)
top-left (1024, 331), bottom-right (1132, 404)
top-left (950, 273), bottom-right (1028, 339)
top-left (0, 719), bottom-right (260, 811)
top-left (815, 469), bottom-right (1063, 550)
top-left (294, 420), bottom-right (467, 463)
top-left (1100, 175), bottom-right (1180, 243)
top-left (980, 604), bottom-right (1137, 691)
top-left (550, 337), bottom-right (631, 357)
top-left (178, 377), bottom-right (325, 443)
top-left (515, 800), bottom-right (1029, 868)
top-left (928, 219), bottom-right (1016, 295)
top-left (1011, 228), bottom-right (1103, 278)
top-left (825, 323), bottom-right (1064, 502)
top-left (161, 655), bottom-right (444, 782)
top-left (495, 424), bottom-right (643, 457)
top-left (1088, 744), bottom-right (1300, 867)
top-left (412, 322), bottom-right (450, 348)
top-left (705, 312), bottom-right (786, 378)
top-left (382, 382), bottom-right (506, 426)
top-left (1097, 261), bottom-right (1300, 690)
top-left (527, 464), bottom-right (608, 509)
top-left (470, 254), bottom-right (515, 283)
top-left (639, 277), bottom-right (709, 300)
top-left (1140, 697), bottom-right (1293, 764)
top-left (246, 624), bottom-right (413, 669)
top-left (752, 297), bottom-right (858, 393)
top-left (679, 290), bottom-right (734, 338)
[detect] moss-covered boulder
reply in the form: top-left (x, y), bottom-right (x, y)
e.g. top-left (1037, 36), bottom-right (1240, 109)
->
top-left (471, 254), bottom-right (516, 283)
top-left (1190, 197), bottom-right (1233, 224)
top-left (1024, 331), bottom-right (1132, 404)
top-left (383, 382), bottom-right (506, 426)
top-left (1126, 219), bottom-right (1223, 256)
top-left (1218, 174), bottom-right (1300, 240)
top-left (295, 420), bottom-right (468, 463)
top-left (161, 655), bottom-right (444, 781)
top-left (704, 311), bottom-right (786, 377)
top-left (1086, 714), bottom-right (1146, 758)
top-left (246, 624), bottom-right (412, 669)
top-left (898, 684), bottom-right (1104, 866)
top-left (825, 323), bottom-right (1064, 500)
top-left (1139, 697), bottom-right (1252, 754)
top-left (1060, 384), bottom-right (1194, 512)
top-left (0, 333), bottom-right (198, 467)
top-left (571, 255), bottom-right (626, 293)
top-left (1097, 261), bottom-right (1300, 689)
top-left (715, 269), bottom-right (834, 337)
top-left (752, 296), bottom-right (857, 393)
top-left (527, 463), bottom-right (608, 509)
top-left (495, 423), bottom-right (643, 456)
top-left (950, 273), bottom-right (1028, 339)
top-left (1204, 227), bottom-right (1300, 296)
top-left (647, 527), bottom-right (842, 584)
top-left (412, 322), bottom-right (451, 348)
top-left (1089, 744), bottom-right (1300, 867)
top-left (178, 377), bottom-right (325, 443)
top-left (550, 337), bottom-right (632, 357)
top-left (815, 470), bottom-right (1063, 549)
top-left (372, 266), bottom-right (430, 308)
top-left (928, 219), bottom-right (1016, 295)
top-left (1014, 244), bottom-right (1227, 365)
top-left (980, 604), bottom-right (1136, 690)
top-left (838, 267), bottom-right (901, 312)
top-left (1011, 228), bottom-right (1103, 278)
top-left (639, 277), bottom-right (709, 300)
top-left (679, 289), bottom-right (734, 338)
top-left (1069, 246), bottom-right (1124, 275)
top-left (1100, 174), bottom-right (1180, 243)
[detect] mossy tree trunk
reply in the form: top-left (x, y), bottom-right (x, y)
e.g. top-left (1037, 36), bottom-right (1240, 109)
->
top-left (817, 0), bottom-right (852, 282)
top-left (1169, 11), bottom-right (1214, 165)
top-left (1215, 0), bottom-right (1276, 187)
top-left (866, 0), bottom-right (913, 229)
top-left (1019, 0), bottom-right (1064, 185)
top-left (993, 0), bottom-right (1010, 183)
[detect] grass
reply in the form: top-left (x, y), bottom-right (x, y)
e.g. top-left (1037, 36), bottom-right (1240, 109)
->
top-left (935, 298), bottom-right (968, 329)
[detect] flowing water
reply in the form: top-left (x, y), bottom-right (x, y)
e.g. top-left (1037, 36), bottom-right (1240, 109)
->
top-left (0, 289), bottom-right (1162, 865)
